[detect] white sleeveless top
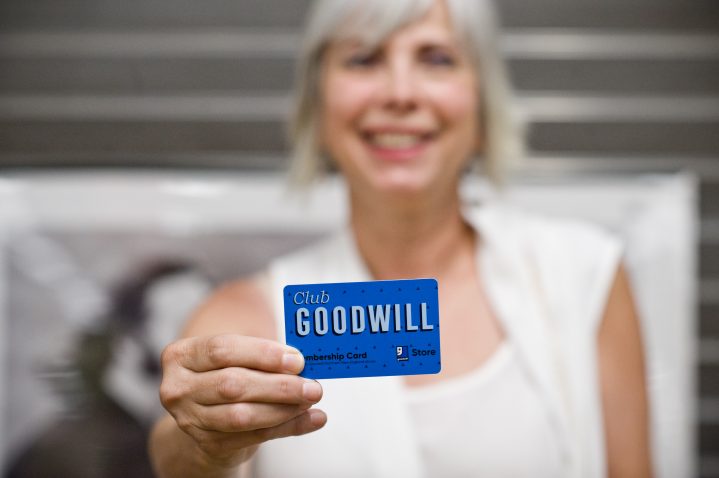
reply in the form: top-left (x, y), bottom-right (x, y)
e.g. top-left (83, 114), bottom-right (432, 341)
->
top-left (403, 342), bottom-right (563, 477)
top-left (255, 200), bottom-right (622, 478)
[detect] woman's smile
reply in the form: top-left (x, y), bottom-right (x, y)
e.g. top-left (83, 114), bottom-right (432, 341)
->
top-left (360, 127), bottom-right (438, 162)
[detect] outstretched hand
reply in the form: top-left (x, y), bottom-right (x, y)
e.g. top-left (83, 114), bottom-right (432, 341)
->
top-left (159, 334), bottom-right (326, 468)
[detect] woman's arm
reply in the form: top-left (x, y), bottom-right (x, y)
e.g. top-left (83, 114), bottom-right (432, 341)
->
top-left (597, 262), bottom-right (653, 477)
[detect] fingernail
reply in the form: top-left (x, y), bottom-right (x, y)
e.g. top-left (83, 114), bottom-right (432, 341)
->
top-left (302, 380), bottom-right (322, 401)
top-left (307, 409), bottom-right (327, 428)
top-left (282, 350), bottom-right (304, 373)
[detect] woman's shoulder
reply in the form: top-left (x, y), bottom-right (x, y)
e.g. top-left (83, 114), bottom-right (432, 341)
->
top-left (472, 201), bottom-right (624, 323)
top-left (519, 207), bottom-right (624, 291)
top-left (474, 200), bottom-right (622, 259)
top-left (485, 202), bottom-right (625, 328)
top-left (181, 274), bottom-right (276, 340)
top-left (525, 208), bottom-right (620, 256)
top-left (180, 227), bottom-right (347, 340)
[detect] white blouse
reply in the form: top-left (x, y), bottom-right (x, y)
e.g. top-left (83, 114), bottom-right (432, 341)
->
top-left (403, 342), bottom-right (564, 477)
top-left (258, 200), bottom-right (623, 478)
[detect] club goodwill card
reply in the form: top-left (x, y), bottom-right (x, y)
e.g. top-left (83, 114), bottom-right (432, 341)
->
top-left (283, 278), bottom-right (441, 379)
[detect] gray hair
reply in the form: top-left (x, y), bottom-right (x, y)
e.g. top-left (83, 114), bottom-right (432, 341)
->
top-left (289, 0), bottom-right (525, 187)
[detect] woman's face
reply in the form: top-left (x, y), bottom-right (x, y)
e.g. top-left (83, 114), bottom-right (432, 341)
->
top-left (319, 0), bottom-right (481, 199)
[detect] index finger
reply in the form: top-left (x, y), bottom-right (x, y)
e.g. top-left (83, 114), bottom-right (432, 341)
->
top-left (165, 334), bottom-right (304, 374)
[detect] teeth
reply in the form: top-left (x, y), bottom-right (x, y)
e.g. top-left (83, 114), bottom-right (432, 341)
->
top-left (369, 133), bottom-right (424, 149)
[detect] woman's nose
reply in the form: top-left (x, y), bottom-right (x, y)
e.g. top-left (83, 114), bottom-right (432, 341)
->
top-left (382, 59), bottom-right (419, 113)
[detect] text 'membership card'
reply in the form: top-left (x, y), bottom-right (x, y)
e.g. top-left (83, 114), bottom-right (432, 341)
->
top-left (283, 278), bottom-right (441, 379)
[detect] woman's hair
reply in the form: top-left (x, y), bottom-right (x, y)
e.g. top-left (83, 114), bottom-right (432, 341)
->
top-left (289, 0), bottom-right (526, 187)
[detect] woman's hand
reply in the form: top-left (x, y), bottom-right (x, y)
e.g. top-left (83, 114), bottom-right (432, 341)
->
top-left (159, 334), bottom-right (326, 470)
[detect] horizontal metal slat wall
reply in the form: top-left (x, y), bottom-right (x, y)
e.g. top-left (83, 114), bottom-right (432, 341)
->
top-left (0, 0), bottom-right (718, 475)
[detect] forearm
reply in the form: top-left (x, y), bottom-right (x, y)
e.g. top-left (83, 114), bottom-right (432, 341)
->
top-left (149, 414), bottom-right (252, 478)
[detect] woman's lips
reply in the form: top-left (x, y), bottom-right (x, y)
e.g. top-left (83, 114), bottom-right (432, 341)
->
top-left (361, 131), bottom-right (435, 161)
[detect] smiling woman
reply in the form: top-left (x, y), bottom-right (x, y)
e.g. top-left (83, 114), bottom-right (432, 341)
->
top-left (148, 1), bottom-right (653, 477)
top-left (319, 2), bottom-right (480, 198)
top-left (290, 0), bottom-right (525, 188)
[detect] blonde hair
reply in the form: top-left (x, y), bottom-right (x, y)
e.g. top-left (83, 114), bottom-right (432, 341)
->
top-left (289, 0), bottom-right (525, 187)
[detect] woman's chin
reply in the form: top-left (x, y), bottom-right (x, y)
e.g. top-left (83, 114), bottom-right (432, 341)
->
top-left (366, 173), bottom-right (436, 199)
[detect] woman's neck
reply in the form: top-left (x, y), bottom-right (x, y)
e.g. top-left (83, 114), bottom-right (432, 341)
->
top-left (349, 188), bottom-right (475, 280)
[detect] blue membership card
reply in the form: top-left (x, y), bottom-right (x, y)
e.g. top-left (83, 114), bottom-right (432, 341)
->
top-left (283, 278), bottom-right (441, 379)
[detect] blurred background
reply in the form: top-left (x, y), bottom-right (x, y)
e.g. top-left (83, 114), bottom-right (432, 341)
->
top-left (0, 0), bottom-right (717, 476)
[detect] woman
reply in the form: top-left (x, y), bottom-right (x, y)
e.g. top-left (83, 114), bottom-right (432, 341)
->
top-left (149, 0), bottom-right (652, 476)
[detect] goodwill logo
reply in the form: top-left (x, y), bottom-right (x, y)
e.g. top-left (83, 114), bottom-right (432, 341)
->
top-left (283, 278), bottom-right (441, 379)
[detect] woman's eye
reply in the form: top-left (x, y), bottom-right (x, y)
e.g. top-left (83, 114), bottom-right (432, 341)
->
top-left (345, 51), bottom-right (380, 68)
top-left (421, 49), bottom-right (456, 67)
